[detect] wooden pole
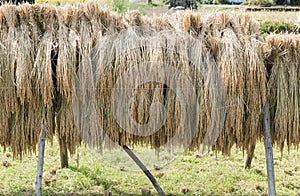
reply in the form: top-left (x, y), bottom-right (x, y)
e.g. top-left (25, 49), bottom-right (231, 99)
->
top-left (58, 136), bottom-right (69, 168)
top-left (244, 143), bottom-right (256, 169)
top-left (123, 145), bottom-right (165, 196)
top-left (35, 121), bottom-right (47, 196)
top-left (263, 101), bottom-right (276, 196)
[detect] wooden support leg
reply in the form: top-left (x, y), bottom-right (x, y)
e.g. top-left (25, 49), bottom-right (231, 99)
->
top-left (35, 121), bottom-right (47, 196)
top-left (58, 135), bottom-right (69, 168)
top-left (244, 143), bottom-right (256, 169)
top-left (263, 101), bottom-right (276, 196)
top-left (123, 145), bottom-right (165, 196)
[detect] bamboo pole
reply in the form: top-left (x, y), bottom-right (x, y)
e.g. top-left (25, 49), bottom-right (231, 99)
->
top-left (123, 145), bottom-right (165, 196)
top-left (263, 101), bottom-right (276, 196)
top-left (35, 121), bottom-right (47, 196)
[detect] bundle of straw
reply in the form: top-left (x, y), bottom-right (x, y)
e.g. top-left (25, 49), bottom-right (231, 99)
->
top-left (56, 3), bottom-right (126, 154)
top-left (200, 12), bottom-right (267, 155)
top-left (266, 34), bottom-right (300, 152)
top-left (0, 5), bottom-right (20, 154)
top-left (0, 4), bottom-right (57, 158)
top-left (70, 3), bottom-right (127, 152)
top-left (3, 4), bottom-right (295, 159)
top-left (89, 26), bottom-right (225, 151)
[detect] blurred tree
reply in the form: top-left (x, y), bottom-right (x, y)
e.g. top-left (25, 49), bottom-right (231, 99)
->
top-left (169, 0), bottom-right (197, 9)
top-left (4, 0), bottom-right (35, 4)
top-left (291, 0), bottom-right (300, 5)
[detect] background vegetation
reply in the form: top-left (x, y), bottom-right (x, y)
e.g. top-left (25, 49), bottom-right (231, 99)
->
top-left (260, 20), bottom-right (300, 34)
top-left (242, 0), bottom-right (274, 6)
top-left (1, 141), bottom-right (300, 195)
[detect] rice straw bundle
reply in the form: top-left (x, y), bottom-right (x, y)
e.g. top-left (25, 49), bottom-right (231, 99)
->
top-left (0, 5), bottom-right (20, 154)
top-left (209, 28), bottom-right (246, 154)
top-left (75, 3), bottom-right (127, 150)
top-left (15, 4), bottom-right (34, 106)
top-left (3, 3), bottom-right (297, 159)
top-left (150, 15), bottom-right (175, 30)
top-left (125, 10), bottom-right (145, 27)
top-left (27, 4), bottom-right (56, 143)
top-left (78, 2), bottom-right (126, 37)
top-left (0, 5), bottom-right (40, 158)
top-left (0, 5), bottom-right (19, 118)
top-left (236, 13), bottom-right (260, 37)
top-left (179, 11), bottom-right (202, 36)
top-left (87, 25), bottom-right (226, 152)
top-left (30, 7), bottom-right (56, 107)
top-left (242, 36), bottom-right (267, 152)
top-left (266, 34), bottom-right (300, 152)
top-left (56, 6), bottom-right (78, 103)
top-left (124, 10), bottom-right (174, 31)
top-left (0, 4), bottom-right (57, 158)
top-left (55, 6), bottom-right (81, 155)
top-left (199, 12), bottom-right (267, 154)
top-left (54, 3), bottom-right (128, 154)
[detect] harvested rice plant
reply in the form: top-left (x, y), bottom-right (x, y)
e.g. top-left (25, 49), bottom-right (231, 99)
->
top-left (0, 2), bottom-right (299, 195)
top-left (266, 34), bottom-right (300, 152)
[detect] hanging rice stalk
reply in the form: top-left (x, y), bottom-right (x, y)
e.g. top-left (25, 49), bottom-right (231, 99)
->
top-left (2, 3), bottom-right (298, 159)
top-left (70, 3), bottom-right (127, 152)
top-left (87, 25), bottom-right (226, 152)
top-left (0, 5), bottom-right (19, 153)
top-left (56, 6), bottom-right (78, 103)
top-left (28, 4), bottom-right (56, 142)
top-left (266, 34), bottom-right (300, 152)
top-left (180, 12), bottom-right (202, 37)
top-left (199, 12), bottom-right (267, 155)
top-left (55, 6), bottom-right (81, 155)
top-left (0, 4), bottom-right (57, 158)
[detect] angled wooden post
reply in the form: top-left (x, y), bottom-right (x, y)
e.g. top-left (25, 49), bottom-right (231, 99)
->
top-left (263, 101), bottom-right (276, 196)
top-left (35, 121), bottom-right (47, 196)
top-left (123, 145), bottom-right (165, 196)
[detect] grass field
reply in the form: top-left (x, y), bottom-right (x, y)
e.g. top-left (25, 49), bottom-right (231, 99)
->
top-left (1, 141), bottom-right (299, 195)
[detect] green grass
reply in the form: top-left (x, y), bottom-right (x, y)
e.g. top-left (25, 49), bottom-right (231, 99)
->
top-left (259, 20), bottom-right (300, 34)
top-left (1, 141), bottom-right (299, 195)
top-left (242, 0), bottom-right (274, 6)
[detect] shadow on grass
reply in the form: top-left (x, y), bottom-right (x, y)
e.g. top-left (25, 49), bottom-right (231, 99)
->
top-left (68, 165), bottom-right (161, 196)
top-left (1, 165), bottom-right (161, 196)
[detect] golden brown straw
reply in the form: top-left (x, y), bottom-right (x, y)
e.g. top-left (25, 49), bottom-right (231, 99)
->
top-left (90, 26), bottom-right (225, 151)
top-left (1, 3), bottom-right (298, 159)
top-left (0, 4), bottom-right (57, 158)
top-left (266, 34), bottom-right (300, 152)
top-left (199, 12), bottom-right (267, 155)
